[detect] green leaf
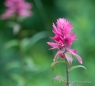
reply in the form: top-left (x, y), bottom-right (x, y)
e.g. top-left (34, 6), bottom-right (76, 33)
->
top-left (52, 75), bottom-right (67, 84)
top-left (51, 61), bottom-right (65, 71)
top-left (4, 40), bottom-right (19, 49)
top-left (51, 62), bottom-right (57, 71)
top-left (68, 65), bottom-right (87, 72)
top-left (22, 31), bottom-right (48, 53)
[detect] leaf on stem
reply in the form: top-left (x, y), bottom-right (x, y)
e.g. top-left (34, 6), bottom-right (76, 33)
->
top-left (68, 65), bottom-right (87, 72)
top-left (51, 61), bottom-right (65, 71)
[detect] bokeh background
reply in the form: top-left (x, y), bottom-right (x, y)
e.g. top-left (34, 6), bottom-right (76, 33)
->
top-left (0, 0), bottom-right (95, 86)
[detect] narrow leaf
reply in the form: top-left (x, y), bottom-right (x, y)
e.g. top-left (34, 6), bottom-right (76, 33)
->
top-left (51, 61), bottom-right (65, 71)
top-left (25, 31), bottom-right (48, 52)
top-left (52, 75), bottom-right (67, 84)
top-left (4, 40), bottom-right (19, 49)
top-left (51, 62), bottom-right (56, 71)
top-left (68, 65), bottom-right (87, 72)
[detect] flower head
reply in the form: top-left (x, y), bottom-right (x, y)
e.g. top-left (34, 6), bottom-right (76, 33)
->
top-left (47, 18), bottom-right (82, 65)
top-left (1, 0), bottom-right (33, 19)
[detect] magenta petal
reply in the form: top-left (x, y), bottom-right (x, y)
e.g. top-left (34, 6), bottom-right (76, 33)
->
top-left (1, 9), bottom-right (15, 19)
top-left (2, 0), bottom-right (32, 19)
top-left (47, 42), bottom-right (58, 49)
top-left (52, 23), bottom-right (57, 33)
top-left (71, 33), bottom-right (77, 41)
top-left (67, 48), bottom-right (82, 64)
top-left (72, 50), bottom-right (77, 54)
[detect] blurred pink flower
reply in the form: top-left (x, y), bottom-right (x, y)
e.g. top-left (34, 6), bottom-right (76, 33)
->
top-left (1, 0), bottom-right (32, 19)
top-left (47, 18), bottom-right (82, 65)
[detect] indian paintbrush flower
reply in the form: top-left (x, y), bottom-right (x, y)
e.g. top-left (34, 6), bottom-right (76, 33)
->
top-left (47, 18), bottom-right (82, 65)
top-left (1, 0), bottom-right (33, 19)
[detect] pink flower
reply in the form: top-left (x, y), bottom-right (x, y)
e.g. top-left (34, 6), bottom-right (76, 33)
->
top-left (1, 0), bottom-right (33, 19)
top-left (47, 18), bottom-right (82, 65)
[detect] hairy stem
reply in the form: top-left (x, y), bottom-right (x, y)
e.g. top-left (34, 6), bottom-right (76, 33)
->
top-left (65, 58), bottom-right (69, 86)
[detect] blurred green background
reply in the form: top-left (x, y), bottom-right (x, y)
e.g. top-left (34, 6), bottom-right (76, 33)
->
top-left (0, 0), bottom-right (95, 86)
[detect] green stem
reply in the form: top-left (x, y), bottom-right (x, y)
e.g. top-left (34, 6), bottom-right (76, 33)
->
top-left (65, 58), bottom-right (69, 86)
top-left (15, 17), bottom-right (26, 86)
